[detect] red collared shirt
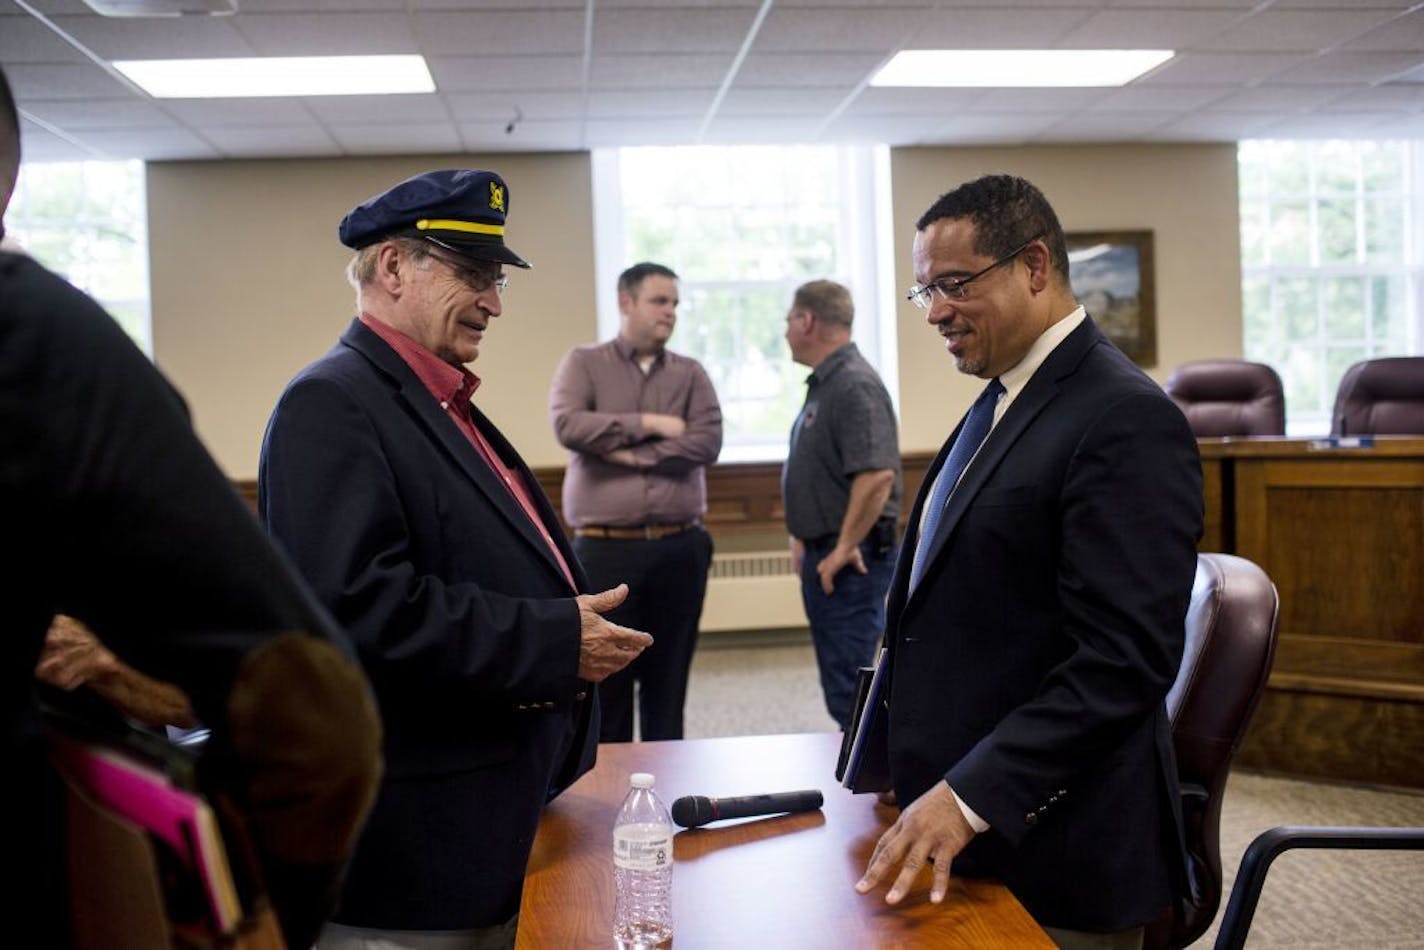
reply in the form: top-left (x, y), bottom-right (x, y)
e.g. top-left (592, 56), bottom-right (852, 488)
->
top-left (359, 312), bottom-right (577, 590)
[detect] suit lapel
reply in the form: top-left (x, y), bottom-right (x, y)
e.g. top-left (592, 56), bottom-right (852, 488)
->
top-left (342, 320), bottom-right (580, 592)
top-left (905, 319), bottom-right (1105, 611)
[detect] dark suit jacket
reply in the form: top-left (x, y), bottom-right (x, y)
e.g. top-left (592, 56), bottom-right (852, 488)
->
top-left (885, 317), bottom-right (1202, 932)
top-left (259, 317), bottom-right (597, 930)
top-left (2, 252), bottom-right (379, 948)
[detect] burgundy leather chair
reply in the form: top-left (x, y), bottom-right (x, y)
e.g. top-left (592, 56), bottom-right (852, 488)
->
top-left (1330, 356), bottom-right (1424, 436)
top-left (1165, 360), bottom-right (1286, 437)
top-left (1146, 553), bottom-right (1280, 949)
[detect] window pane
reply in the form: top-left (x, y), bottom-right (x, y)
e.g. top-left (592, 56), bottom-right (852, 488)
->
top-left (1277, 276), bottom-right (1319, 343)
top-left (1325, 346), bottom-right (1366, 395)
top-left (1269, 201), bottom-right (1311, 265)
top-left (1370, 275), bottom-right (1409, 349)
top-left (1363, 196), bottom-right (1404, 264)
top-left (1239, 198), bottom-right (1267, 266)
top-left (1281, 346), bottom-right (1324, 416)
top-left (1360, 142), bottom-right (1403, 192)
top-left (1316, 199), bottom-right (1357, 264)
top-left (1237, 142), bottom-right (1267, 198)
top-left (1242, 276), bottom-right (1272, 353)
top-left (1322, 276), bottom-right (1366, 339)
top-left (1266, 142), bottom-right (1309, 194)
top-left (1314, 141), bottom-right (1358, 195)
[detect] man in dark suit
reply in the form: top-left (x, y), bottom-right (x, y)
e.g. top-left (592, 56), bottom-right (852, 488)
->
top-left (260, 169), bottom-right (652, 948)
top-left (1, 65), bottom-right (381, 949)
top-left (855, 175), bottom-right (1202, 949)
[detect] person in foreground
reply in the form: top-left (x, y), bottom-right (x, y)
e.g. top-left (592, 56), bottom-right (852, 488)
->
top-left (781, 279), bottom-right (901, 730)
top-left (260, 168), bottom-right (651, 948)
top-left (0, 65), bottom-right (382, 948)
top-left (548, 261), bottom-right (722, 743)
top-left (854, 174), bottom-right (1202, 950)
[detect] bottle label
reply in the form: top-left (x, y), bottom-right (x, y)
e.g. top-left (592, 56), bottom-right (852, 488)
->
top-left (613, 828), bottom-right (672, 871)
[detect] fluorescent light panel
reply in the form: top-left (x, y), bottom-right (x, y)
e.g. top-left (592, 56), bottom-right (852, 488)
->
top-left (871, 50), bottom-right (1174, 88)
top-left (113, 55), bottom-right (435, 98)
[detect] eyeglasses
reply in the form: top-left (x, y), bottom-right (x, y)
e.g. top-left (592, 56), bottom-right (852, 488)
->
top-left (905, 236), bottom-right (1041, 309)
top-left (421, 237), bottom-right (508, 295)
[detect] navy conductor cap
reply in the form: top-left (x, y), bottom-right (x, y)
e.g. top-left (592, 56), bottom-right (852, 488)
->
top-left (338, 168), bottom-right (531, 269)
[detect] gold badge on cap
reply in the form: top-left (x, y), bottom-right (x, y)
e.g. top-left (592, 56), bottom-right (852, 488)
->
top-left (489, 182), bottom-right (506, 213)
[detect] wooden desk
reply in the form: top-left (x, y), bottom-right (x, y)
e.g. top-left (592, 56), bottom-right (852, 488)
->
top-left (517, 732), bottom-right (1052, 949)
top-left (1196, 436), bottom-right (1424, 788)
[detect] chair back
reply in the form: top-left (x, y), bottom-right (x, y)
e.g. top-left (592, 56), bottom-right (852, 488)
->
top-left (1164, 359), bottom-right (1285, 437)
top-left (1162, 553), bottom-right (1279, 948)
top-left (1331, 356), bottom-right (1424, 435)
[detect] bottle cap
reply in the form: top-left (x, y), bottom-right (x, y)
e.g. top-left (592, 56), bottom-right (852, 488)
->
top-left (630, 772), bottom-right (655, 788)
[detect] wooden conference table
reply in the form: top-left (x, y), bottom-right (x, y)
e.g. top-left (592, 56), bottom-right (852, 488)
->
top-left (516, 732), bottom-right (1052, 948)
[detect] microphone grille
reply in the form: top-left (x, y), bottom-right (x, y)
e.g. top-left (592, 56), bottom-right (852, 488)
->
top-left (670, 795), bottom-right (713, 828)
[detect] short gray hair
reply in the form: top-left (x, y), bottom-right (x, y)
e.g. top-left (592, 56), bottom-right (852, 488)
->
top-left (792, 279), bottom-right (854, 330)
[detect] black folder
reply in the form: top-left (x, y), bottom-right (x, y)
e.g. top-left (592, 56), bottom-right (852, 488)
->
top-left (835, 647), bottom-right (891, 794)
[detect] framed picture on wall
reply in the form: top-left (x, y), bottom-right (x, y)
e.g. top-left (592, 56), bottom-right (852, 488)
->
top-left (1065, 230), bottom-right (1156, 368)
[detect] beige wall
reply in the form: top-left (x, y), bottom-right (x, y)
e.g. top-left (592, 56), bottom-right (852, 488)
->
top-left (890, 144), bottom-right (1242, 453)
top-left (149, 143), bottom-right (1242, 477)
top-left (148, 152), bottom-right (596, 477)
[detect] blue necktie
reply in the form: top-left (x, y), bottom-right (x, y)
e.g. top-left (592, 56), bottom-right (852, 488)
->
top-left (908, 378), bottom-right (1005, 592)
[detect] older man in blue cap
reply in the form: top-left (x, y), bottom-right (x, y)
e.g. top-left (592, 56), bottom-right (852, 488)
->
top-left (260, 169), bottom-right (652, 949)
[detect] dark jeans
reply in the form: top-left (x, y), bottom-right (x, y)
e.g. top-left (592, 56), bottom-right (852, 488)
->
top-left (574, 527), bottom-right (713, 742)
top-left (799, 536), bottom-right (894, 730)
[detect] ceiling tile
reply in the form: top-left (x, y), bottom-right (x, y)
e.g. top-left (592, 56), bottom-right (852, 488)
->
top-left (1202, 85), bottom-right (1351, 113)
top-left (593, 7), bottom-right (759, 54)
top-left (7, 62), bottom-right (134, 100)
top-left (583, 117), bottom-right (703, 147)
top-left (1036, 112), bottom-right (1177, 141)
top-left (23, 96), bottom-right (171, 129)
top-left (162, 97), bottom-right (316, 126)
top-left (414, 9), bottom-right (585, 56)
top-left (1322, 85), bottom-right (1424, 111)
top-left (303, 93), bottom-right (451, 124)
top-left (1151, 112), bottom-right (1278, 140)
top-left (840, 85), bottom-right (985, 116)
top-left (971, 88), bottom-right (1105, 113)
top-left (701, 116), bottom-right (828, 143)
top-left (231, 12), bottom-right (418, 55)
top-left (0, 13), bottom-right (88, 62)
top-left (458, 119), bottom-right (584, 152)
top-left (752, 6), bottom-right (925, 53)
top-left (429, 54), bottom-right (585, 92)
top-left (1266, 112), bottom-right (1398, 137)
top-left (1340, 10), bottom-right (1424, 53)
top-left (590, 54), bottom-right (733, 88)
top-left (1058, 9), bottom-right (1246, 48)
top-left (203, 124), bottom-right (339, 157)
top-left (1193, 9), bottom-right (1401, 53)
top-left (74, 126), bottom-right (221, 160)
top-left (719, 87), bottom-right (849, 116)
top-left (445, 91), bottom-right (585, 122)
top-left (13, 120), bottom-right (99, 162)
top-left (44, 12), bottom-right (253, 59)
top-left (911, 8), bottom-right (1095, 47)
top-left (1137, 51), bottom-right (1309, 85)
top-left (1269, 51), bottom-right (1424, 84)
top-left (736, 51), bottom-right (882, 86)
top-left (587, 88), bottom-right (717, 119)
top-left (1086, 84), bottom-right (1229, 112)
top-left (327, 121), bottom-right (463, 153)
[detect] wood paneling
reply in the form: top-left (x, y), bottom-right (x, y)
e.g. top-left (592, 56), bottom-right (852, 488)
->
top-left (234, 438), bottom-right (1424, 789)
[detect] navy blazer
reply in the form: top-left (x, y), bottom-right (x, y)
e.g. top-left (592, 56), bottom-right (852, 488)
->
top-left (260, 318), bottom-right (597, 930)
top-left (885, 317), bottom-right (1202, 932)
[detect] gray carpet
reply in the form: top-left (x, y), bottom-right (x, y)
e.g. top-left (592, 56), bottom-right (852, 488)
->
top-left (681, 637), bottom-right (1424, 948)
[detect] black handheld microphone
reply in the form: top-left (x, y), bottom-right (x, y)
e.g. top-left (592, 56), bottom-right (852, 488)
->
top-left (670, 789), bottom-right (824, 828)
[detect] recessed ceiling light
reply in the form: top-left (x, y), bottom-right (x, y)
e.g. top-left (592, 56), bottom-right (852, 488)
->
top-left (112, 55), bottom-right (436, 98)
top-left (871, 50), bottom-right (1174, 88)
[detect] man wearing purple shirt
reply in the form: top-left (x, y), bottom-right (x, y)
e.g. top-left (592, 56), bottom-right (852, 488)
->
top-left (550, 262), bottom-right (723, 742)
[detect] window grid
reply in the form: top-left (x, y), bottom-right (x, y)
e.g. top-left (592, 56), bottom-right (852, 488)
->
top-left (1239, 140), bottom-right (1421, 434)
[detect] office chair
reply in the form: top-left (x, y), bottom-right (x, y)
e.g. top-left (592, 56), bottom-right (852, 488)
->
top-left (1145, 553), bottom-right (1280, 949)
top-left (1164, 359), bottom-right (1286, 437)
top-left (1331, 356), bottom-right (1424, 436)
top-left (1214, 825), bottom-right (1424, 949)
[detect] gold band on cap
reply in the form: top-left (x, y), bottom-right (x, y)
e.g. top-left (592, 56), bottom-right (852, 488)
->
top-left (416, 218), bottom-right (504, 237)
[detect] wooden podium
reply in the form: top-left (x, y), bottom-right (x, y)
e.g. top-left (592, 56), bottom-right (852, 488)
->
top-left (517, 732), bottom-right (1051, 949)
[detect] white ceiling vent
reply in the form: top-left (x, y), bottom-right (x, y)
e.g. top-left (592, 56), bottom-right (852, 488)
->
top-left (81, 0), bottom-right (237, 16)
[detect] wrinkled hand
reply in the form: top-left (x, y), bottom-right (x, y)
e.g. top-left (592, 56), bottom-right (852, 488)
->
top-left (36, 614), bottom-right (116, 690)
top-left (816, 542), bottom-right (867, 596)
top-left (575, 584), bottom-right (654, 682)
top-left (641, 413), bottom-right (686, 440)
top-left (856, 781), bottom-right (975, 905)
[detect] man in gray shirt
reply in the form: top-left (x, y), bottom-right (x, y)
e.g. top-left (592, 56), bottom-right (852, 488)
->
top-left (550, 262), bottom-right (723, 741)
top-left (782, 279), bottom-right (902, 729)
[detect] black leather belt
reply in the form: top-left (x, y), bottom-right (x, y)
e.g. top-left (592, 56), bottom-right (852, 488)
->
top-left (575, 522), bottom-right (697, 540)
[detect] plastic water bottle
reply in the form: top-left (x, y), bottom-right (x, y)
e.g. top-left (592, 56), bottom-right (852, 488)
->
top-left (613, 771), bottom-right (674, 949)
